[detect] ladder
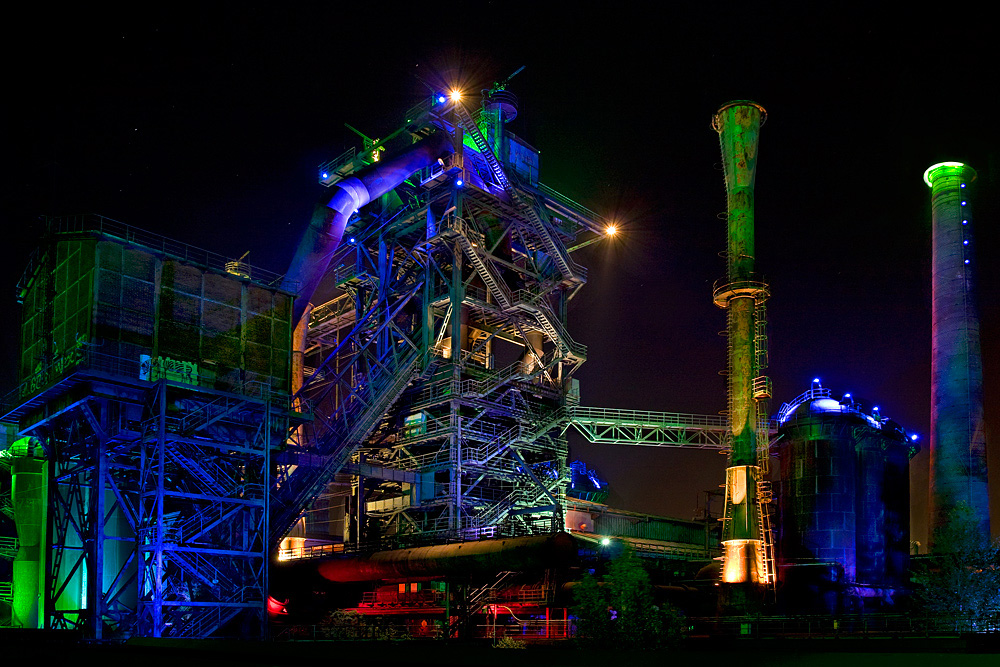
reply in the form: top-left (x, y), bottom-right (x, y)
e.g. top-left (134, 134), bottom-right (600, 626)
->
top-left (755, 476), bottom-right (777, 588)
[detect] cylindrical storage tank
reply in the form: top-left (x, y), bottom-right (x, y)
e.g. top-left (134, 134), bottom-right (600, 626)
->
top-left (777, 399), bottom-right (859, 582)
top-left (855, 436), bottom-right (886, 583)
top-left (776, 387), bottom-right (918, 609)
top-left (923, 161), bottom-right (990, 544)
top-left (883, 424), bottom-right (915, 583)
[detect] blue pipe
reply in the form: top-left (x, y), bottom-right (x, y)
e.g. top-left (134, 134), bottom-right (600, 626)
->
top-left (283, 131), bottom-right (454, 326)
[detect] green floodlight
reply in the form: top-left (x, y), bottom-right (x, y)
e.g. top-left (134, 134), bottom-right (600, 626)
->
top-left (923, 161), bottom-right (967, 187)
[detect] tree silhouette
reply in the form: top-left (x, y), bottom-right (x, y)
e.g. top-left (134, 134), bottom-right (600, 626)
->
top-left (913, 502), bottom-right (1000, 630)
top-left (572, 544), bottom-right (685, 647)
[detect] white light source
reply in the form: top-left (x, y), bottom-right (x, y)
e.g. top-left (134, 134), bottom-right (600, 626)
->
top-left (450, 90), bottom-right (462, 102)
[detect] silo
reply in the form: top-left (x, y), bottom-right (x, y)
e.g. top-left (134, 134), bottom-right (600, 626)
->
top-left (776, 391), bottom-right (858, 582)
top-left (923, 162), bottom-right (990, 544)
top-left (776, 385), bottom-right (917, 610)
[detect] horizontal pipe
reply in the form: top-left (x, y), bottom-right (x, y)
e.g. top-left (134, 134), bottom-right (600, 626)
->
top-left (316, 533), bottom-right (577, 582)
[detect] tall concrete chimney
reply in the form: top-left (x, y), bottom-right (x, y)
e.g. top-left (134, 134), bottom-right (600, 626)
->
top-left (924, 161), bottom-right (990, 544)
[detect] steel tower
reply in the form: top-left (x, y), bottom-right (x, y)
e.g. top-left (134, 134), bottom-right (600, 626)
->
top-left (924, 162), bottom-right (990, 544)
top-left (711, 101), bottom-right (774, 591)
top-left (271, 88), bottom-right (605, 557)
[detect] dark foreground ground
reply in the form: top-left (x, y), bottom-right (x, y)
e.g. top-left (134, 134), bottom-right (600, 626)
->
top-left (5, 630), bottom-right (1000, 666)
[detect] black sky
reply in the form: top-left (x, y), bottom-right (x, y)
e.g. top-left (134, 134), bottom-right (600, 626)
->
top-left (5, 4), bottom-right (1000, 545)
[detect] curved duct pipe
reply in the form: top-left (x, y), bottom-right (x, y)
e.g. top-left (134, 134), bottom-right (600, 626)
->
top-left (283, 131), bottom-right (454, 327)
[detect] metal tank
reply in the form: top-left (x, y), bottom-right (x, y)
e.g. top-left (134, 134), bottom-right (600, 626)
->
top-left (923, 162), bottom-right (990, 544)
top-left (775, 383), bottom-right (917, 611)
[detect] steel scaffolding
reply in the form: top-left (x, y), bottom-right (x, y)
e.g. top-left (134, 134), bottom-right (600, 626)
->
top-left (273, 92), bottom-right (605, 551)
top-left (1, 220), bottom-right (293, 638)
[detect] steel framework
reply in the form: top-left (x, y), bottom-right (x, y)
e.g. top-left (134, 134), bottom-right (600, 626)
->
top-left (1, 220), bottom-right (293, 638)
top-left (272, 91), bottom-right (608, 550)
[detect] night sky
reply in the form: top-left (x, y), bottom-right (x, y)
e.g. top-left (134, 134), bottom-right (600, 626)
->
top-left (5, 5), bottom-right (999, 546)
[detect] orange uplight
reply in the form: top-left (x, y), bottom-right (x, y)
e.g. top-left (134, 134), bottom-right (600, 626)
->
top-left (450, 90), bottom-right (462, 102)
top-left (606, 225), bottom-right (617, 236)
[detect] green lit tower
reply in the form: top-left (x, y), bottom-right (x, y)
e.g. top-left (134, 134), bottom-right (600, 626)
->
top-left (924, 162), bottom-right (990, 544)
top-left (712, 101), bottom-right (774, 592)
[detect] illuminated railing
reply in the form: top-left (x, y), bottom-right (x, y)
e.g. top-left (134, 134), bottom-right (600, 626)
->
top-left (0, 536), bottom-right (18, 559)
top-left (570, 406), bottom-right (728, 429)
top-left (45, 214), bottom-right (291, 290)
top-left (1, 349), bottom-right (285, 420)
top-left (277, 542), bottom-right (347, 561)
top-left (776, 385), bottom-right (832, 424)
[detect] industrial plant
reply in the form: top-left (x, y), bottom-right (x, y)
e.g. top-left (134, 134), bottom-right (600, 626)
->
top-left (0, 82), bottom-right (990, 642)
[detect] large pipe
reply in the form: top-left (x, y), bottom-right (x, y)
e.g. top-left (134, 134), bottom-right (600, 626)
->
top-left (924, 162), bottom-right (990, 545)
top-left (712, 101), bottom-right (770, 589)
top-left (315, 533), bottom-right (577, 582)
top-left (283, 132), bottom-right (454, 326)
top-left (9, 437), bottom-right (48, 629)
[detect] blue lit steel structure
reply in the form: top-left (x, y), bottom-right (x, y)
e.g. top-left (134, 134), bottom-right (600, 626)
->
top-left (0, 217), bottom-right (294, 638)
top-left (273, 89), bottom-right (605, 555)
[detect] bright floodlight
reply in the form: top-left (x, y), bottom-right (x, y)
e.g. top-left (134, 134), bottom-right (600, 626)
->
top-left (600, 538), bottom-right (611, 546)
top-left (450, 90), bottom-right (462, 102)
top-left (605, 225), bottom-right (617, 236)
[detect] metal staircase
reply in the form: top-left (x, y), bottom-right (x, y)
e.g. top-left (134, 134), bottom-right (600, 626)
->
top-left (452, 102), bottom-right (584, 285)
top-left (162, 441), bottom-right (232, 497)
top-left (445, 217), bottom-right (585, 364)
top-left (269, 349), bottom-right (422, 546)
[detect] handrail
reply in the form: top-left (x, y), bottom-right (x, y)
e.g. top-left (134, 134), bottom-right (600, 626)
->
top-left (569, 406), bottom-right (729, 429)
top-left (776, 385), bottom-right (832, 424)
top-left (44, 214), bottom-right (290, 289)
